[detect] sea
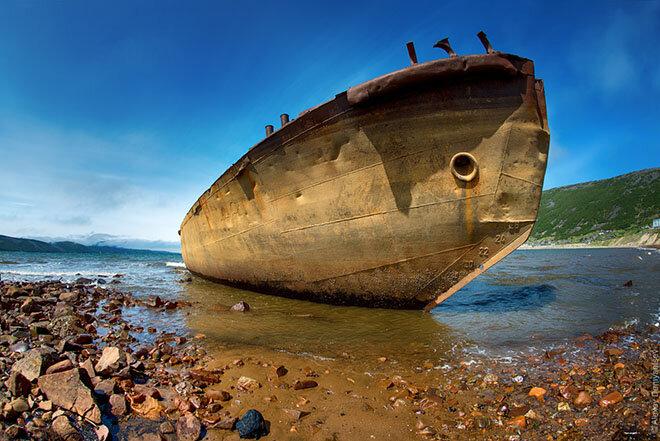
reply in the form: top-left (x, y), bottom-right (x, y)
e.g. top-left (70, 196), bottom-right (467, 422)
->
top-left (1, 247), bottom-right (658, 365)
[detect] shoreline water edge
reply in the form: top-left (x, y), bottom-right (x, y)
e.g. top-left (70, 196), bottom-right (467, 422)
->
top-left (0, 277), bottom-right (658, 441)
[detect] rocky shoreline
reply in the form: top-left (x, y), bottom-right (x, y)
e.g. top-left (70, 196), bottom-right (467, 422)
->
top-left (1, 279), bottom-right (658, 440)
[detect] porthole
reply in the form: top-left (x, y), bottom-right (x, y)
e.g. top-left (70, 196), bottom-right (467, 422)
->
top-left (450, 152), bottom-right (478, 182)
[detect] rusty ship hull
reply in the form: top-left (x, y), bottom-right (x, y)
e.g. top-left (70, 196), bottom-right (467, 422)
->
top-left (180, 48), bottom-right (549, 310)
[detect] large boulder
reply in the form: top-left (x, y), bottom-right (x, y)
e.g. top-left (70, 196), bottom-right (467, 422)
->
top-left (37, 368), bottom-right (101, 424)
top-left (11, 347), bottom-right (59, 381)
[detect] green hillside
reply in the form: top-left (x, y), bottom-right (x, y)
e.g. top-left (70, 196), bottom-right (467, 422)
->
top-left (529, 168), bottom-right (660, 245)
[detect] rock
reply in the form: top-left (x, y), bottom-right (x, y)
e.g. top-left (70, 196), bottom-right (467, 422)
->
top-left (10, 397), bottom-right (29, 413)
top-left (282, 408), bottom-right (307, 421)
top-left (39, 400), bottom-right (53, 411)
top-left (508, 405), bottom-right (530, 418)
top-left (37, 368), bottom-right (101, 424)
top-left (52, 415), bottom-right (83, 441)
top-left (94, 346), bottom-right (127, 375)
top-left (0, 335), bottom-right (18, 346)
top-left (95, 378), bottom-right (117, 396)
top-left (9, 341), bottom-right (29, 353)
top-left (59, 292), bottom-right (78, 303)
top-left (109, 394), bottom-right (128, 416)
top-left (207, 389), bottom-right (231, 402)
top-left (79, 358), bottom-right (96, 379)
top-left (133, 384), bottom-right (162, 399)
top-left (512, 375), bottom-right (524, 384)
top-left (210, 416), bottom-right (238, 430)
top-left (294, 380), bottom-right (318, 390)
top-left (377, 378), bottom-right (393, 390)
top-left (129, 394), bottom-right (163, 419)
top-left (48, 313), bottom-right (85, 338)
top-left (5, 372), bottom-right (31, 397)
top-left (20, 298), bottom-right (34, 313)
top-left (45, 359), bottom-right (74, 375)
top-left (273, 365), bottom-right (288, 377)
top-left (557, 402), bottom-right (572, 412)
top-left (187, 368), bottom-right (220, 384)
top-left (176, 413), bottom-right (202, 441)
top-left (483, 373), bottom-right (498, 383)
top-left (599, 390), bottom-right (623, 407)
top-left (236, 409), bottom-right (268, 439)
top-left (573, 391), bottom-right (592, 409)
top-left (6, 286), bottom-right (27, 297)
top-left (160, 421), bottom-right (175, 434)
top-left (507, 415), bottom-right (526, 429)
top-left (145, 295), bottom-right (164, 308)
top-left (559, 385), bottom-right (579, 399)
top-left (230, 301), bottom-right (250, 312)
top-left (11, 347), bottom-right (59, 381)
top-left (605, 348), bottom-right (624, 357)
top-left (75, 277), bottom-right (93, 285)
top-left (528, 387), bottom-right (547, 402)
top-left (95, 425), bottom-right (110, 441)
top-left (237, 376), bottom-right (261, 391)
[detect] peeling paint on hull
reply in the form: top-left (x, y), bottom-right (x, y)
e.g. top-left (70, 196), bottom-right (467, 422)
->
top-left (180, 52), bottom-right (550, 309)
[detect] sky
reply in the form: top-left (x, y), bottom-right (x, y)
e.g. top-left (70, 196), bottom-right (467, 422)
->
top-left (0, 0), bottom-right (658, 244)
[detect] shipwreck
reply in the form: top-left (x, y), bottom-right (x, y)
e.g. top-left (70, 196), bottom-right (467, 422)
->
top-left (180, 32), bottom-right (550, 310)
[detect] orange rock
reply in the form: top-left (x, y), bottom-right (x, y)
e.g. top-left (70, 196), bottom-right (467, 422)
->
top-left (507, 415), bottom-right (526, 429)
top-left (528, 387), bottom-right (547, 402)
top-left (130, 395), bottom-right (163, 420)
top-left (599, 391), bottom-right (623, 407)
top-left (377, 378), bottom-right (393, 390)
top-left (605, 348), bottom-right (623, 357)
top-left (573, 391), bottom-right (592, 409)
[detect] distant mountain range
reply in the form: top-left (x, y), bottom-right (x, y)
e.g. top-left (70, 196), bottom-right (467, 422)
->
top-left (26, 233), bottom-right (180, 253)
top-left (0, 234), bottom-right (180, 255)
top-left (529, 168), bottom-right (659, 246)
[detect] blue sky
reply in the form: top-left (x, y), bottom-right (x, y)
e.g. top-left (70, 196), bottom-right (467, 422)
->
top-left (1, 0), bottom-right (658, 243)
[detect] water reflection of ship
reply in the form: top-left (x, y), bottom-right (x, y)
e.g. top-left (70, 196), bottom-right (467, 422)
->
top-left (180, 32), bottom-right (549, 310)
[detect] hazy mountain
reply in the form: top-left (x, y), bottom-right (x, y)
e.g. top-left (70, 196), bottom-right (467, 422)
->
top-left (27, 233), bottom-right (180, 253)
top-left (0, 234), bottom-right (179, 255)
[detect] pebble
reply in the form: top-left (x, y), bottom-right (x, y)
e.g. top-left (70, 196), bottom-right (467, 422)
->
top-left (573, 391), bottom-right (592, 409)
top-left (599, 390), bottom-right (623, 407)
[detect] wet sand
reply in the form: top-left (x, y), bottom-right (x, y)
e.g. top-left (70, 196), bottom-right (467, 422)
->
top-left (1, 279), bottom-right (658, 441)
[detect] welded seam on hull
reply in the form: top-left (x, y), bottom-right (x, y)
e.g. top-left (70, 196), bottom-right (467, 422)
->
top-left (205, 220), bottom-right (275, 245)
top-left (311, 243), bottom-right (477, 283)
top-left (493, 126), bottom-right (513, 196)
top-left (499, 172), bottom-right (543, 187)
top-left (180, 108), bottom-right (355, 233)
top-left (279, 193), bottom-right (495, 235)
top-left (266, 137), bottom-right (479, 204)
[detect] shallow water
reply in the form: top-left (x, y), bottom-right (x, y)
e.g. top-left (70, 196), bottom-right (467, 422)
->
top-left (1, 247), bottom-right (658, 364)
